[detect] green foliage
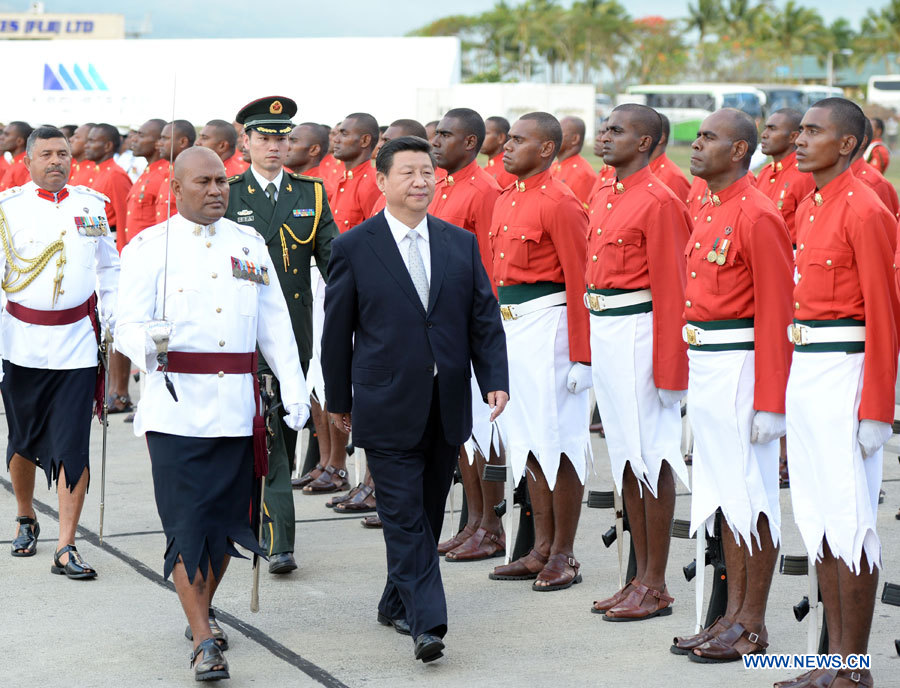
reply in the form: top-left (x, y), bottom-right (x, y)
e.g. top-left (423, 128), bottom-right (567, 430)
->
top-left (413, 0), bottom-right (894, 87)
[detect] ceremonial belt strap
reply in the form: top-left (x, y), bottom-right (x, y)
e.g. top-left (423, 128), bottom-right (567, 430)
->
top-left (158, 351), bottom-right (269, 477)
top-left (6, 296), bottom-right (92, 325)
top-left (584, 287), bottom-right (652, 316)
top-left (683, 318), bottom-right (755, 351)
top-left (498, 291), bottom-right (566, 321)
top-left (497, 282), bottom-right (565, 321)
top-left (789, 319), bottom-right (865, 353)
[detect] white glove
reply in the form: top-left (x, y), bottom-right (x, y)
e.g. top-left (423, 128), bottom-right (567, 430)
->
top-left (657, 388), bottom-right (686, 408)
top-left (144, 319), bottom-right (174, 356)
top-left (566, 363), bottom-right (593, 394)
top-left (858, 419), bottom-right (892, 458)
top-left (283, 402), bottom-right (311, 432)
top-left (0, 362), bottom-right (4, 384)
top-left (750, 411), bottom-right (786, 444)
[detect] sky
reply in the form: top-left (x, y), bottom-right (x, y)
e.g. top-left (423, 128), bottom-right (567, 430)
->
top-left (0, 0), bottom-right (890, 38)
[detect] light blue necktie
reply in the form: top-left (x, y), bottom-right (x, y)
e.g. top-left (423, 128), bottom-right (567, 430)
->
top-left (406, 229), bottom-right (429, 308)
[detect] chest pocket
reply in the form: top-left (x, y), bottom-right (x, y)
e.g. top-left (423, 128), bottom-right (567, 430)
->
top-left (687, 239), bottom-right (741, 296)
top-left (803, 247), bottom-right (853, 303)
top-left (601, 228), bottom-right (644, 275)
top-left (165, 286), bottom-right (203, 322)
top-left (237, 282), bottom-right (258, 317)
top-left (74, 237), bottom-right (99, 268)
top-left (505, 225), bottom-right (542, 268)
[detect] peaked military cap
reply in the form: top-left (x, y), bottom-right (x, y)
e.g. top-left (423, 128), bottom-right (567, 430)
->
top-left (236, 96), bottom-right (297, 135)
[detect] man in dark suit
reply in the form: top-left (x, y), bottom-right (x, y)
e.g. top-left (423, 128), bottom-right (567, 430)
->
top-left (224, 96), bottom-right (338, 574)
top-left (322, 136), bottom-right (509, 663)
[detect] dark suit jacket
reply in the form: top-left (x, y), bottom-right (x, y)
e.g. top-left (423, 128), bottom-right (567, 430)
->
top-left (322, 211), bottom-right (508, 449)
top-left (224, 169), bottom-right (337, 362)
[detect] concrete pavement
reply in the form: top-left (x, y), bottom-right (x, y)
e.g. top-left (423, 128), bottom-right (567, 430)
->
top-left (1, 407), bottom-right (899, 688)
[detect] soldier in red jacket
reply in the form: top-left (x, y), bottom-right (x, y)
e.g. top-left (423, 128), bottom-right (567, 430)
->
top-left (584, 104), bottom-right (691, 621)
top-left (778, 98), bottom-right (900, 688)
top-left (674, 109), bottom-right (794, 663)
top-left (649, 114), bottom-right (691, 203)
top-left (481, 116), bottom-right (517, 189)
top-left (551, 116), bottom-right (597, 207)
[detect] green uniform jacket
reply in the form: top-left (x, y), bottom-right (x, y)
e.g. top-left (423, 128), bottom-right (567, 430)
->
top-left (224, 169), bottom-right (337, 362)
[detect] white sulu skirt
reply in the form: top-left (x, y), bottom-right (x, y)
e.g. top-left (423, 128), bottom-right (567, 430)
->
top-left (786, 351), bottom-right (882, 573)
top-left (687, 348), bottom-right (781, 548)
top-left (590, 311), bottom-right (688, 497)
top-left (463, 365), bottom-right (498, 464)
top-left (496, 305), bottom-right (592, 491)
top-left (305, 267), bottom-right (327, 405)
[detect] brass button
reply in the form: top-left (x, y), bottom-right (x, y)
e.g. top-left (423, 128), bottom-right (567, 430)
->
top-left (292, 268), bottom-right (298, 274)
top-left (442, 194), bottom-right (447, 200)
top-left (211, 272), bottom-right (217, 278)
top-left (217, 371), bottom-right (224, 378)
top-left (597, 228), bottom-right (602, 235)
top-left (799, 243), bottom-right (804, 250)
top-left (61, 230), bottom-right (66, 236)
top-left (488, 231), bottom-right (492, 237)
top-left (294, 293), bottom-right (300, 299)
top-left (216, 307), bottom-right (222, 313)
top-left (685, 300), bottom-right (692, 307)
top-left (691, 271), bottom-right (696, 278)
top-left (343, 220), bottom-right (349, 225)
top-left (794, 301), bottom-right (800, 309)
top-left (178, 288), bottom-right (183, 292)
top-left (694, 242), bottom-right (701, 249)
top-left (617, 238), bottom-right (623, 245)
top-left (809, 215), bottom-right (814, 222)
top-left (291, 243), bottom-right (297, 250)
top-left (589, 283), bottom-right (595, 289)
top-left (206, 241), bottom-right (211, 248)
top-left (511, 201), bottom-right (515, 206)
top-left (826, 259), bottom-right (832, 266)
top-left (500, 252), bottom-right (505, 259)
top-left (606, 203), bottom-right (612, 209)
top-left (219, 340), bottom-right (225, 347)
top-left (706, 216), bottom-right (712, 222)
top-left (521, 235), bottom-right (525, 240)
top-left (503, 225), bottom-right (508, 231)
top-left (498, 280), bottom-right (504, 286)
top-left (769, 178), bottom-right (775, 183)
top-left (592, 255), bottom-right (598, 262)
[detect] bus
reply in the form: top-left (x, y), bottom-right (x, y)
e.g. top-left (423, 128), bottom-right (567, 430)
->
top-left (757, 84), bottom-right (843, 115)
top-left (868, 75), bottom-right (900, 110)
top-left (622, 83), bottom-right (767, 143)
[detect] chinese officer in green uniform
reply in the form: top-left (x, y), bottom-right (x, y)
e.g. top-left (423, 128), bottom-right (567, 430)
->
top-left (225, 96), bottom-right (337, 574)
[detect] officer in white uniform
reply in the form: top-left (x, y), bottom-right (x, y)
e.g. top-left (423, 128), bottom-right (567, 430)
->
top-left (115, 147), bottom-right (309, 681)
top-left (0, 125), bottom-right (118, 580)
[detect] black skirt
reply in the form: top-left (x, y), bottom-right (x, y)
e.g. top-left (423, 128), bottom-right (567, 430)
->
top-left (145, 432), bottom-right (264, 583)
top-left (1, 362), bottom-right (94, 491)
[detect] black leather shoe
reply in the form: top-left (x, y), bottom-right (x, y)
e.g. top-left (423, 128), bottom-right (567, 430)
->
top-left (414, 633), bottom-right (444, 663)
top-left (50, 544), bottom-right (97, 579)
top-left (268, 552), bottom-right (297, 575)
top-left (11, 516), bottom-right (39, 557)
top-left (377, 612), bottom-right (411, 636)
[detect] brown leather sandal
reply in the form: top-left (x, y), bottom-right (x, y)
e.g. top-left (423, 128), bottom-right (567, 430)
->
top-left (604, 582), bottom-right (673, 621)
top-left (827, 668), bottom-right (873, 687)
top-left (592, 578), bottom-right (640, 614)
top-left (292, 463), bottom-right (323, 489)
top-left (689, 622), bottom-right (767, 663)
top-left (773, 670), bottom-right (816, 688)
top-left (333, 484), bottom-right (376, 513)
top-left (532, 553), bottom-right (582, 591)
top-left (671, 616), bottom-right (732, 655)
top-left (445, 527), bottom-right (505, 561)
top-left (303, 466), bottom-right (350, 494)
top-left (438, 523), bottom-right (476, 555)
top-left (489, 549), bottom-right (548, 581)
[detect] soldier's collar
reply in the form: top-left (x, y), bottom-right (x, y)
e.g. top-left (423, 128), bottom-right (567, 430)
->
top-left (813, 166), bottom-right (855, 206)
top-left (192, 223), bottom-right (216, 237)
top-left (36, 187), bottom-right (69, 203)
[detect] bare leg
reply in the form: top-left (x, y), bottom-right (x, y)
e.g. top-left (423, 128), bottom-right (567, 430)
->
top-left (56, 465), bottom-right (89, 563)
top-left (733, 514), bottom-right (778, 639)
top-left (479, 443), bottom-right (504, 533)
top-left (622, 463), bottom-right (647, 583)
top-left (720, 519), bottom-right (748, 623)
top-left (818, 541), bottom-right (843, 653)
top-left (108, 350), bottom-right (132, 404)
top-left (310, 398), bottom-right (330, 469)
top-left (526, 454), bottom-right (554, 558)
top-left (10, 453), bottom-right (36, 519)
top-left (457, 446), bottom-right (483, 530)
top-left (641, 462), bottom-right (676, 591)
top-left (327, 421), bottom-right (349, 473)
top-left (835, 551), bottom-right (878, 657)
top-left (208, 554), bottom-right (231, 605)
top-left (173, 560), bottom-right (225, 672)
top-left (547, 454), bottom-right (583, 557)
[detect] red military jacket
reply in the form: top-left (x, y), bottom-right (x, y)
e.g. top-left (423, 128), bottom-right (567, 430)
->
top-left (93, 157), bottom-right (133, 231)
top-left (301, 163), bottom-right (337, 202)
top-left (69, 160), bottom-right (99, 187)
top-left (484, 152), bottom-right (516, 189)
top-left (683, 173), bottom-right (794, 413)
top-left (649, 153), bottom-right (691, 205)
top-left (753, 150), bottom-right (815, 244)
top-left (686, 175), bottom-right (708, 219)
top-left (332, 160), bottom-right (380, 233)
top-left (851, 158), bottom-right (899, 220)
top-left (795, 167), bottom-right (900, 423)
top-left (123, 158), bottom-right (168, 251)
top-left (153, 163), bottom-right (177, 226)
top-left (0, 152), bottom-right (29, 191)
top-left (866, 139), bottom-right (890, 174)
top-left (552, 153), bottom-right (598, 207)
top-left (489, 167), bottom-right (590, 362)
top-left (585, 165), bottom-right (690, 390)
top-left (224, 152), bottom-right (249, 177)
top-left (429, 158), bottom-right (502, 281)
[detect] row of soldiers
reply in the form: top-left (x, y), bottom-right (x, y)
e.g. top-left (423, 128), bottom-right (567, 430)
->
top-left (2, 96), bottom-right (896, 685)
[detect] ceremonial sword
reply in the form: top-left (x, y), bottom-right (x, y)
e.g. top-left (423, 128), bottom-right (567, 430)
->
top-left (98, 325), bottom-right (110, 544)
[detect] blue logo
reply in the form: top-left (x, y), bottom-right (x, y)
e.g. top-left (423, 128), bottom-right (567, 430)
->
top-left (43, 64), bottom-right (108, 91)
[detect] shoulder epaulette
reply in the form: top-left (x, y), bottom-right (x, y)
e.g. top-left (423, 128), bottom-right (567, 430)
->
top-left (227, 174), bottom-right (243, 184)
top-left (288, 171), bottom-right (323, 183)
top-left (130, 223), bottom-right (169, 246)
top-left (224, 216), bottom-right (265, 242)
top-left (72, 185), bottom-right (110, 204)
top-left (0, 185), bottom-right (25, 204)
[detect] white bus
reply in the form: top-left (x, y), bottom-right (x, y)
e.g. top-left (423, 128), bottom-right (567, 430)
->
top-left (758, 84), bottom-right (843, 114)
top-left (868, 75), bottom-right (900, 110)
top-left (622, 83), bottom-right (767, 143)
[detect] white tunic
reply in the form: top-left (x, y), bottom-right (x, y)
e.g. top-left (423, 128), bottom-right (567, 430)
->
top-left (0, 182), bottom-right (119, 370)
top-left (115, 213), bottom-right (308, 438)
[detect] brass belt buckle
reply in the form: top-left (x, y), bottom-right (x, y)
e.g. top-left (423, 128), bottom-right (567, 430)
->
top-left (500, 305), bottom-right (514, 321)
top-left (685, 326), bottom-right (699, 346)
top-left (588, 293), bottom-right (603, 311)
top-left (790, 324), bottom-right (805, 345)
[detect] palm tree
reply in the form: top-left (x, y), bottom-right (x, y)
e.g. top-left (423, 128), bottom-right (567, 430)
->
top-left (685, 0), bottom-right (723, 42)
top-left (767, 1), bottom-right (826, 78)
top-left (568, 0), bottom-right (632, 86)
top-left (856, 1), bottom-right (900, 74)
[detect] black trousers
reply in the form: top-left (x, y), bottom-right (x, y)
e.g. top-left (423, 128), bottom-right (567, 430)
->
top-left (364, 377), bottom-right (458, 640)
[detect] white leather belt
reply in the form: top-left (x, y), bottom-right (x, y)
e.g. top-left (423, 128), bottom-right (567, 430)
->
top-left (583, 288), bottom-right (652, 313)
top-left (788, 323), bottom-right (865, 345)
top-left (499, 291), bottom-right (566, 321)
top-left (683, 323), bottom-right (755, 346)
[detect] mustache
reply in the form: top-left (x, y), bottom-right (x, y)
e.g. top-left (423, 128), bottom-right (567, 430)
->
top-left (45, 165), bottom-right (65, 173)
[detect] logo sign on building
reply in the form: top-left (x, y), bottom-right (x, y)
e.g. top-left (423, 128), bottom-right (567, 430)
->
top-left (43, 64), bottom-right (109, 91)
top-left (0, 13), bottom-right (124, 40)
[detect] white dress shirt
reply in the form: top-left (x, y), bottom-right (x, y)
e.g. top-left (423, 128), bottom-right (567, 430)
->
top-left (250, 166), bottom-right (284, 202)
top-left (115, 213), bottom-right (308, 438)
top-left (384, 208), bottom-right (431, 284)
top-left (0, 182), bottom-right (119, 369)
